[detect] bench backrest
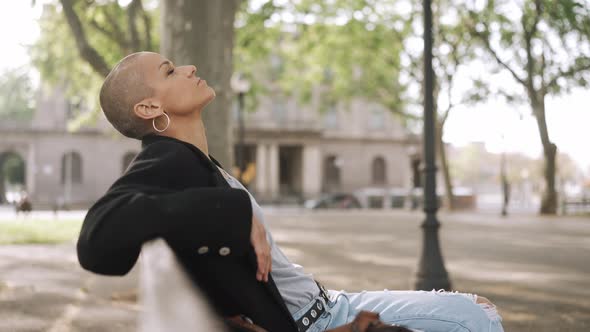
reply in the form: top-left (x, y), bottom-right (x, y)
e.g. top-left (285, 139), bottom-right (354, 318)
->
top-left (139, 238), bottom-right (228, 331)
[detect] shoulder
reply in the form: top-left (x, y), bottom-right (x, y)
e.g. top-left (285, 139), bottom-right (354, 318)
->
top-left (139, 139), bottom-right (193, 160)
top-left (119, 140), bottom-right (211, 190)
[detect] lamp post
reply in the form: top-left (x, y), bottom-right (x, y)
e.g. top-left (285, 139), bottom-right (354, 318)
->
top-left (230, 72), bottom-right (251, 183)
top-left (500, 134), bottom-right (509, 217)
top-left (64, 153), bottom-right (72, 209)
top-left (414, 0), bottom-right (451, 291)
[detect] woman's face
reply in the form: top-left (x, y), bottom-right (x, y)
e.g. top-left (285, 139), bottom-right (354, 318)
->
top-left (137, 52), bottom-right (215, 116)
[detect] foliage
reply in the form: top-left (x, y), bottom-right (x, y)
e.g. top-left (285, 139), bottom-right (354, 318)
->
top-left (233, 0), bottom-right (284, 111)
top-left (557, 152), bottom-right (585, 184)
top-left (464, 0), bottom-right (590, 213)
top-left (0, 67), bottom-right (36, 122)
top-left (465, 0), bottom-right (590, 103)
top-left (30, 0), bottom-right (414, 125)
top-left (30, 1), bottom-right (284, 117)
top-left (265, 0), bottom-right (411, 121)
top-left (29, 0), bottom-right (158, 126)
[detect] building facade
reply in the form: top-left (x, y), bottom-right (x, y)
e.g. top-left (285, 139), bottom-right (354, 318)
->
top-left (0, 85), bottom-right (421, 208)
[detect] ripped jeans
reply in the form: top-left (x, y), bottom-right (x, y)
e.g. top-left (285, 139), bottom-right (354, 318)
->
top-left (293, 289), bottom-right (504, 332)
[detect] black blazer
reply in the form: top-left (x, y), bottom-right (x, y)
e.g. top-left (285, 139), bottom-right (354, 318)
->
top-left (77, 134), bottom-right (299, 332)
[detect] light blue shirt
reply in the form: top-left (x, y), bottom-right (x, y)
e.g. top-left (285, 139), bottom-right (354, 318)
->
top-left (216, 166), bottom-right (319, 314)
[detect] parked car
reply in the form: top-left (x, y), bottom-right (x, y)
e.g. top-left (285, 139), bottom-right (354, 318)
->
top-left (354, 187), bottom-right (412, 209)
top-left (354, 187), bottom-right (453, 210)
top-left (304, 193), bottom-right (363, 209)
top-left (306, 187), bottom-right (475, 210)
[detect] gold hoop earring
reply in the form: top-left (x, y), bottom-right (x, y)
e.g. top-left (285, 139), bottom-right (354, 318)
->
top-left (152, 112), bottom-right (170, 133)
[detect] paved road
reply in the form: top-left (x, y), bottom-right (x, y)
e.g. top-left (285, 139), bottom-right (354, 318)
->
top-left (269, 210), bottom-right (590, 332)
top-left (0, 209), bottom-right (589, 331)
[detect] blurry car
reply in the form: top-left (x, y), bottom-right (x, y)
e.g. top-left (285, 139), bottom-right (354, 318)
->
top-left (354, 187), bottom-right (440, 210)
top-left (354, 187), bottom-right (411, 209)
top-left (306, 187), bottom-right (474, 210)
top-left (304, 193), bottom-right (363, 209)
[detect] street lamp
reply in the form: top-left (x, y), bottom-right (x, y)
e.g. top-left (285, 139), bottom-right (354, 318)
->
top-left (414, 0), bottom-right (451, 291)
top-left (231, 72), bottom-right (251, 183)
top-left (500, 134), bottom-right (509, 217)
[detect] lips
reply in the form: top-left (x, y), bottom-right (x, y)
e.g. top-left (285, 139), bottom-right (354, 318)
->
top-left (196, 77), bottom-right (202, 85)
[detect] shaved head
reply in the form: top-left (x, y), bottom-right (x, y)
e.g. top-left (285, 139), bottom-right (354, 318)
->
top-left (99, 52), bottom-right (155, 139)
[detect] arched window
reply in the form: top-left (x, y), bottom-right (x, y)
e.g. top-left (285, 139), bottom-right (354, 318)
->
top-left (0, 151), bottom-right (26, 186)
top-left (122, 151), bottom-right (138, 173)
top-left (323, 155), bottom-right (341, 192)
top-left (0, 151), bottom-right (27, 204)
top-left (61, 152), bottom-right (82, 184)
top-left (371, 156), bottom-right (387, 185)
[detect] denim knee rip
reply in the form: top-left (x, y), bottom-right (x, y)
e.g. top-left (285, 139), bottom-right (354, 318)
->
top-left (430, 288), bottom-right (502, 331)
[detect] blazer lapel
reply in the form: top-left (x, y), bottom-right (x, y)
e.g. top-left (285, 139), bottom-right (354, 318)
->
top-left (212, 157), bottom-right (297, 328)
top-left (266, 275), bottom-right (299, 329)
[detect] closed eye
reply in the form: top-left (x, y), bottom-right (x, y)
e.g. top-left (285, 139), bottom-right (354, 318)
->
top-left (167, 67), bottom-right (175, 76)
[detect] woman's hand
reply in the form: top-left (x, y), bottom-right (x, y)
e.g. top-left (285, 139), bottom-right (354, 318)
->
top-left (324, 311), bottom-right (414, 332)
top-left (250, 215), bottom-right (271, 282)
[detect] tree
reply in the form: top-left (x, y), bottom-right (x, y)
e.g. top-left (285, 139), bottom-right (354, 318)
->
top-left (433, 21), bottom-right (476, 211)
top-left (556, 152), bottom-right (585, 196)
top-left (31, 0), bottom-right (278, 167)
top-left (228, 1), bottom-right (478, 209)
top-left (160, 0), bottom-right (241, 167)
top-left (0, 67), bottom-right (35, 203)
top-left (263, 0), bottom-right (412, 121)
top-left (402, 0), bottom-right (480, 210)
top-left (465, 0), bottom-right (590, 214)
top-left (0, 67), bottom-right (36, 122)
top-left (30, 0), bottom-right (157, 130)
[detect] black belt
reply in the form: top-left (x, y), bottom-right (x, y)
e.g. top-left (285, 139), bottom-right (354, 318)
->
top-left (296, 281), bottom-right (331, 332)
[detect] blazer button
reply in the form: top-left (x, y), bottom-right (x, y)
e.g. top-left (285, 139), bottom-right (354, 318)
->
top-left (197, 246), bottom-right (209, 255)
top-left (219, 247), bottom-right (231, 256)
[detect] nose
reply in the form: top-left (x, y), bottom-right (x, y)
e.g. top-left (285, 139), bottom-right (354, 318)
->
top-left (185, 65), bottom-right (197, 77)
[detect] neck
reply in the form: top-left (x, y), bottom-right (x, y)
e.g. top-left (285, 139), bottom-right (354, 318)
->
top-left (158, 111), bottom-right (210, 160)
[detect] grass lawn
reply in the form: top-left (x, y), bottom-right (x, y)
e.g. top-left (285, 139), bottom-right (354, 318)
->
top-left (0, 219), bottom-right (83, 244)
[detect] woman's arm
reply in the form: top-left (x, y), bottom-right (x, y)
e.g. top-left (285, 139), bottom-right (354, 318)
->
top-left (77, 141), bottom-right (253, 276)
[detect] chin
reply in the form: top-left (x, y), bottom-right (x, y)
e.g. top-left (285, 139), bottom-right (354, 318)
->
top-left (198, 91), bottom-right (216, 110)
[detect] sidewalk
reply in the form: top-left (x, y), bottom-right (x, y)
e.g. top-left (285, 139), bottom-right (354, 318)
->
top-left (0, 242), bottom-right (139, 332)
top-left (0, 209), bottom-right (589, 331)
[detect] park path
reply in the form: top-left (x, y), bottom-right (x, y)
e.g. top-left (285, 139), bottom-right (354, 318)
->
top-left (0, 243), bottom-right (138, 332)
top-left (1, 209), bottom-right (589, 331)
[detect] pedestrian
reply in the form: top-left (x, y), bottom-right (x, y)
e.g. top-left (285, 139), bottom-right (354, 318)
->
top-left (77, 52), bottom-right (504, 332)
top-left (15, 190), bottom-right (32, 216)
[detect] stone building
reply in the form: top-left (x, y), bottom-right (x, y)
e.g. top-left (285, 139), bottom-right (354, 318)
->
top-left (1, 85), bottom-right (140, 209)
top-left (0, 85), bottom-right (420, 209)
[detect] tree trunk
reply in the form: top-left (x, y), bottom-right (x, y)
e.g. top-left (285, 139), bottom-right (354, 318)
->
top-left (160, 0), bottom-right (239, 168)
top-left (436, 120), bottom-right (454, 210)
top-left (541, 141), bottom-right (558, 214)
top-left (432, 79), bottom-right (454, 211)
top-left (532, 97), bottom-right (558, 214)
top-left (0, 165), bottom-right (5, 204)
top-left (60, 0), bottom-right (111, 77)
top-left (500, 151), bottom-right (510, 216)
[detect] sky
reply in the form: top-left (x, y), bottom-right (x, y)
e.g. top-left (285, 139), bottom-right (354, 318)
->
top-left (2, 1), bottom-right (589, 174)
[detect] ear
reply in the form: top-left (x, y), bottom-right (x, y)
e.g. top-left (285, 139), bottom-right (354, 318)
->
top-left (133, 98), bottom-right (164, 120)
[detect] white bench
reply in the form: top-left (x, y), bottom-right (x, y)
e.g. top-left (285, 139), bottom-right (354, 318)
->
top-left (139, 239), bottom-right (228, 332)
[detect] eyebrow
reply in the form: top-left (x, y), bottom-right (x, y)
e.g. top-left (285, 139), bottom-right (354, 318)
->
top-left (158, 60), bottom-right (172, 70)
